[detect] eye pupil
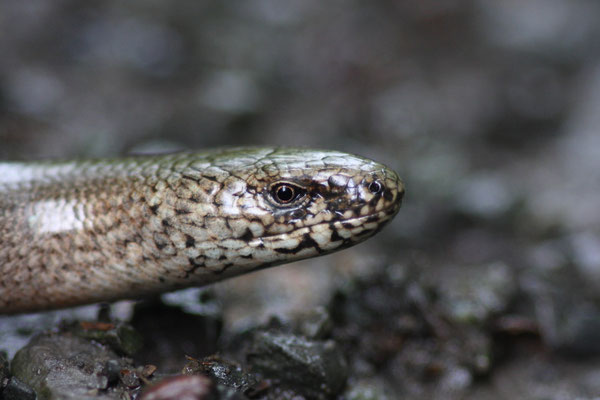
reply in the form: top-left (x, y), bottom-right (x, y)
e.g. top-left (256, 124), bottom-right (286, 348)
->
top-left (368, 181), bottom-right (382, 194)
top-left (270, 182), bottom-right (306, 205)
top-left (276, 185), bottom-right (295, 202)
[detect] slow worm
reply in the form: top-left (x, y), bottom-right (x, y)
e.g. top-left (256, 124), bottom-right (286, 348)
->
top-left (0, 147), bottom-right (403, 313)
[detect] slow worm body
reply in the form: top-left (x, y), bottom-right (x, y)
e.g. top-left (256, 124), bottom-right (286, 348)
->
top-left (0, 147), bottom-right (403, 313)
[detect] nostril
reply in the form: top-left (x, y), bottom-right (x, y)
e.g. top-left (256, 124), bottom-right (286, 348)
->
top-left (368, 180), bottom-right (383, 194)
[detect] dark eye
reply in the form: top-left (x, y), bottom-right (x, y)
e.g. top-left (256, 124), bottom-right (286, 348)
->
top-left (271, 183), bottom-right (304, 204)
top-left (368, 180), bottom-right (383, 194)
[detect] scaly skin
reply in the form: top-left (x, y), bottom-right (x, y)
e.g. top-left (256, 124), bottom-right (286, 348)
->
top-left (0, 147), bottom-right (403, 313)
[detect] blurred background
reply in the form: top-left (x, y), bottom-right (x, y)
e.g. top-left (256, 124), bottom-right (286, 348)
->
top-left (2, 1), bottom-right (600, 399)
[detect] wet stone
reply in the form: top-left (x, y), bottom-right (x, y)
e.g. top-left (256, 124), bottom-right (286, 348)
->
top-left (2, 376), bottom-right (37, 400)
top-left (183, 355), bottom-right (259, 395)
top-left (10, 333), bottom-right (134, 400)
top-left (247, 331), bottom-right (348, 399)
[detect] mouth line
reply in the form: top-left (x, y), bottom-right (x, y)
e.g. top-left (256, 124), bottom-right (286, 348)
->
top-left (242, 209), bottom-right (396, 256)
top-left (338, 206), bottom-right (398, 226)
top-left (244, 202), bottom-right (400, 244)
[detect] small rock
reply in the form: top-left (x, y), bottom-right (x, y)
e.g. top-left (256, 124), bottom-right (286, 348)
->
top-left (10, 333), bottom-right (133, 400)
top-left (2, 376), bottom-right (36, 400)
top-left (142, 364), bottom-right (158, 378)
top-left (119, 368), bottom-right (141, 389)
top-left (183, 355), bottom-right (258, 394)
top-left (247, 332), bottom-right (347, 399)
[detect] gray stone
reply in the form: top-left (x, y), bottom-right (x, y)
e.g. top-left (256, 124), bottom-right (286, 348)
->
top-left (247, 332), bottom-right (347, 399)
top-left (10, 333), bottom-right (133, 400)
